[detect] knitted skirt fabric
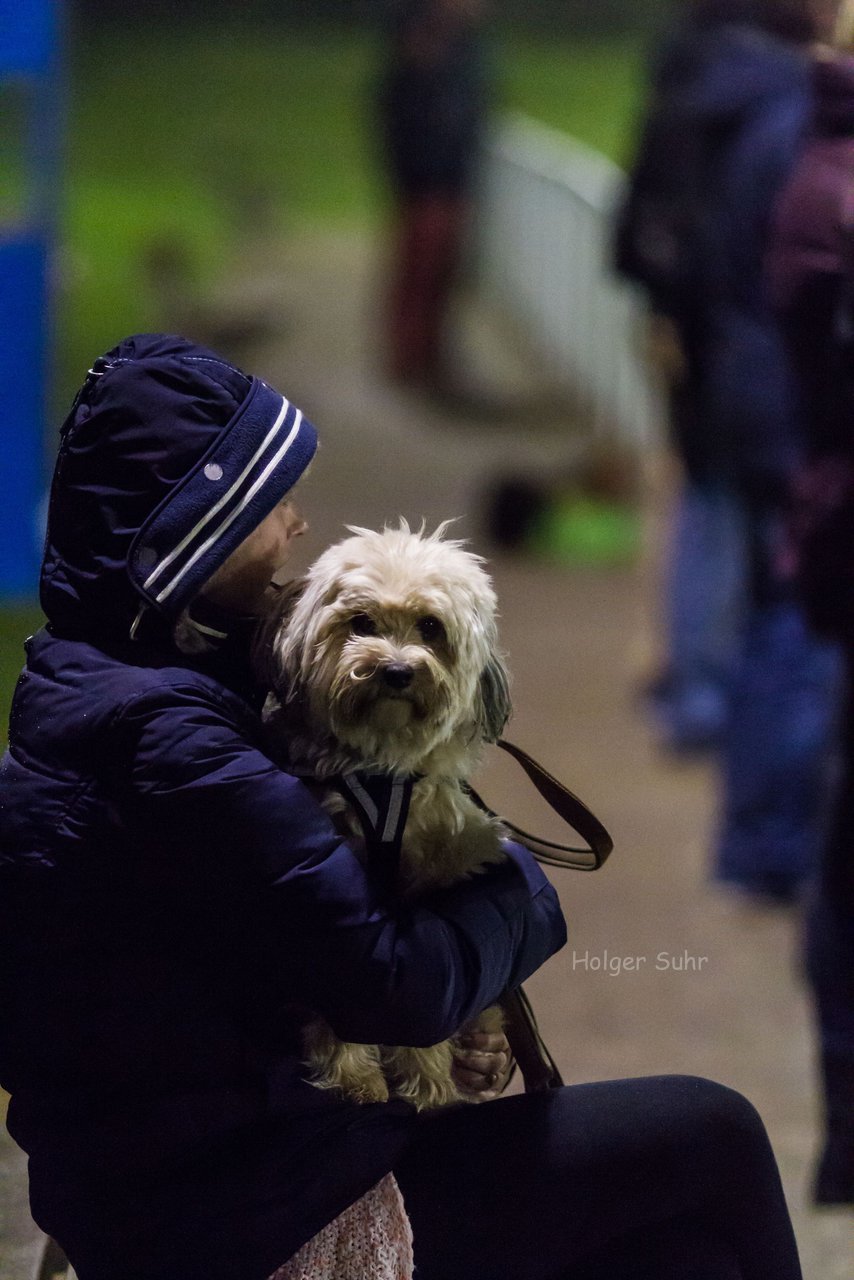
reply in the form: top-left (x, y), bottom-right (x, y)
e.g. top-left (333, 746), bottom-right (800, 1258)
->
top-left (268, 1174), bottom-right (413, 1280)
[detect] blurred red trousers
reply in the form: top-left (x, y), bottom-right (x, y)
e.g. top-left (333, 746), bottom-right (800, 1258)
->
top-left (387, 193), bottom-right (467, 384)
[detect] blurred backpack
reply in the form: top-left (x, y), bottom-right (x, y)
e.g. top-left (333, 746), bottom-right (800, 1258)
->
top-left (614, 33), bottom-right (738, 319)
top-left (788, 219), bottom-right (854, 639)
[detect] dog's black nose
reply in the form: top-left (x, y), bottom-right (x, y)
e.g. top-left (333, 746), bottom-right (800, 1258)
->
top-left (382, 663), bottom-right (414, 690)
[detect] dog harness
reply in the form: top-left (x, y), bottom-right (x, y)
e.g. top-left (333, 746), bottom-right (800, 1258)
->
top-left (333, 771), bottom-right (418, 890)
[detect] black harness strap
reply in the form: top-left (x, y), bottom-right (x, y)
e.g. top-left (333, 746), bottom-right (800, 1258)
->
top-left (333, 771), bottom-right (417, 890)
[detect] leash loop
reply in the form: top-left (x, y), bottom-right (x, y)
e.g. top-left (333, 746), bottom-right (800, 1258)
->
top-left (467, 739), bottom-right (614, 872)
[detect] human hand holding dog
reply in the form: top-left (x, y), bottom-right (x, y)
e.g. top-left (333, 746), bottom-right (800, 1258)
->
top-left (452, 1019), bottom-right (513, 1101)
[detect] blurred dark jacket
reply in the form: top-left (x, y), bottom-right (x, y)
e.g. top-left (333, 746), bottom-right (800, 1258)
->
top-left (378, 0), bottom-right (489, 197)
top-left (768, 54), bottom-right (854, 636)
top-left (769, 53), bottom-right (854, 454)
top-left (617, 16), bottom-right (811, 486)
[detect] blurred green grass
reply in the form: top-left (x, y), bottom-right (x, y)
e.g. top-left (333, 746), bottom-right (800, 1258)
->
top-left (60, 26), bottom-right (387, 397)
top-left (501, 35), bottom-right (643, 161)
top-left (2, 25), bottom-right (643, 734)
top-left (58, 24), bottom-right (642, 399)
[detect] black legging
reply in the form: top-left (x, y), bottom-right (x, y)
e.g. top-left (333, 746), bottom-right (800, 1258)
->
top-left (394, 1075), bottom-right (801, 1280)
top-left (806, 645), bottom-right (854, 1192)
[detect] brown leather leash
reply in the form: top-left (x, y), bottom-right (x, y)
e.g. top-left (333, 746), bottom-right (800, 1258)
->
top-left (498, 986), bottom-right (565, 1093)
top-left (470, 739), bottom-right (615, 1093)
top-left (468, 738), bottom-right (614, 872)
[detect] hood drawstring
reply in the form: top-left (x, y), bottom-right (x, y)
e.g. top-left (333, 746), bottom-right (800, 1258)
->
top-left (129, 604), bottom-right (148, 641)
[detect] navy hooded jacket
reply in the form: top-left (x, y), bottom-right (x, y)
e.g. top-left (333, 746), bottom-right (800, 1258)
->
top-left (0, 335), bottom-right (566, 1280)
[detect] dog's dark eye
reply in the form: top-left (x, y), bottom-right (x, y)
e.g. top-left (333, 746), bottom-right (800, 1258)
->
top-left (417, 615), bottom-right (445, 642)
top-left (350, 613), bottom-right (377, 636)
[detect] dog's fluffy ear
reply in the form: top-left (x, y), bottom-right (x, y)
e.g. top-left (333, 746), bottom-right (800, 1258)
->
top-left (476, 652), bottom-right (512, 743)
top-left (251, 577), bottom-right (307, 695)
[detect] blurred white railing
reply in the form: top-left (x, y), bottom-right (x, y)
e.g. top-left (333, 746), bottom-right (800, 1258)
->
top-left (477, 113), bottom-right (662, 452)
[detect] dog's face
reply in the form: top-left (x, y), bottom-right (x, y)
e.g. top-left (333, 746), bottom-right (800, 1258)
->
top-left (259, 523), bottom-right (510, 772)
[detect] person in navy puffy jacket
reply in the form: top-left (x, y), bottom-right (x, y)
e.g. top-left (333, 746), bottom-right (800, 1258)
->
top-left (0, 335), bottom-right (803, 1279)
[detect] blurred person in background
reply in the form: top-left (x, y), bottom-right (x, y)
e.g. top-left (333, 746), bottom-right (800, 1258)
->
top-left (768, 0), bottom-right (854, 1204)
top-left (616, 0), bottom-right (841, 904)
top-left (377, 0), bottom-right (490, 396)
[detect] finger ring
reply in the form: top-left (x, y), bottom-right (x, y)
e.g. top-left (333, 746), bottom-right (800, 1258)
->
top-left (487, 1071), bottom-right (500, 1088)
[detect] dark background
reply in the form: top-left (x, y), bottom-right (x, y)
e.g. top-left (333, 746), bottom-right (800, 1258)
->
top-left (74, 0), bottom-right (675, 36)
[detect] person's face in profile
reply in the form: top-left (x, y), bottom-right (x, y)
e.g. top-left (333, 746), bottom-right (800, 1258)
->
top-left (201, 497), bottom-right (308, 615)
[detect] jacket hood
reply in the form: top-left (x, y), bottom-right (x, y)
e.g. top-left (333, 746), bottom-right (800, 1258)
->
top-left (813, 53), bottom-right (854, 136)
top-left (658, 23), bottom-right (808, 127)
top-left (40, 334), bottom-right (318, 641)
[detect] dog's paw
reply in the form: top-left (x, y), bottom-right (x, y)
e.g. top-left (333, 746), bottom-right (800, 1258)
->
top-left (308, 1063), bottom-right (391, 1105)
top-left (304, 1028), bottom-right (389, 1104)
top-left (392, 1073), bottom-right (461, 1111)
top-left (337, 1072), bottom-right (391, 1105)
top-left (383, 1043), bottom-right (460, 1111)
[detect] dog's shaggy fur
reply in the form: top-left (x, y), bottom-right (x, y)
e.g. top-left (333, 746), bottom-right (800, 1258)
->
top-left (255, 522), bottom-right (511, 1109)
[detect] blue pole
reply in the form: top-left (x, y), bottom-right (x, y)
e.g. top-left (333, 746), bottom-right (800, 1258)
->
top-left (0, 0), bottom-right (61, 599)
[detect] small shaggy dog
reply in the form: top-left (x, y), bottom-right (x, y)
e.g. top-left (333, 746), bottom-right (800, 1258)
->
top-left (255, 521), bottom-right (511, 1110)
